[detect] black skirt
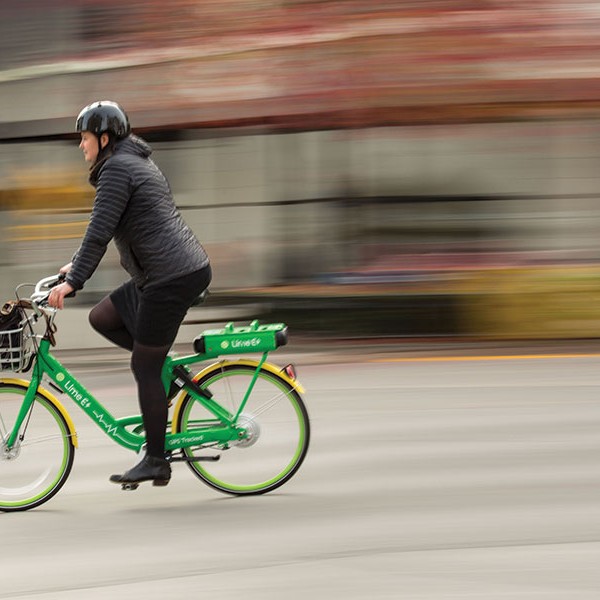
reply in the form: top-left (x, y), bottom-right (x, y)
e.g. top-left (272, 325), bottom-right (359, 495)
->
top-left (110, 265), bottom-right (211, 347)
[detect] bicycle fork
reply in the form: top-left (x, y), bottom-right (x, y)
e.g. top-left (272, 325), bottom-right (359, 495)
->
top-left (4, 377), bottom-right (40, 451)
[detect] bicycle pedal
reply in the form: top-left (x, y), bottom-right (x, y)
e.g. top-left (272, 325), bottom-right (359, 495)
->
top-left (121, 483), bottom-right (139, 491)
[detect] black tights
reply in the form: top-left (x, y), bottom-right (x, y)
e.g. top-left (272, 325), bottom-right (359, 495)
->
top-left (89, 296), bottom-right (170, 459)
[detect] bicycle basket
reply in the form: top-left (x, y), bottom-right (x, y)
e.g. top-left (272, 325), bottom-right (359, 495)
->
top-left (0, 301), bottom-right (30, 372)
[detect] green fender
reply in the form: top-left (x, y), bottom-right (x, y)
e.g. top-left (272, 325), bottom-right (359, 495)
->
top-left (171, 359), bottom-right (305, 432)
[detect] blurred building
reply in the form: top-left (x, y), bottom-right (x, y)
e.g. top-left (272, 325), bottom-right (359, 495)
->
top-left (2, 1), bottom-right (600, 337)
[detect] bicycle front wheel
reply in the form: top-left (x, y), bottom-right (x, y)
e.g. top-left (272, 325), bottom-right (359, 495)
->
top-left (174, 363), bottom-right (310, 495)
top-left (0, 380), bottom-right (75, 512)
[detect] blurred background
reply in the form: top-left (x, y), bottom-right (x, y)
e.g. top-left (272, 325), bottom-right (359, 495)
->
top-left (2, 0), bottom-right (600, 341)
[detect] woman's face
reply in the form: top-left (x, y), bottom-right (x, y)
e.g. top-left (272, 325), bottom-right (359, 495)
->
top-left (79, 131), bottom-right (108, 163)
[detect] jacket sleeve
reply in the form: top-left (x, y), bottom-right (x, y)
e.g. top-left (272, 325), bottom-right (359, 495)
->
top-left (66, 161), bottom-right (131, 290)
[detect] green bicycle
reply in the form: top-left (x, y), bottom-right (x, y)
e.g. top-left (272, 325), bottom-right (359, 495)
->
top-left (0, 275), bottom-right (310, 512)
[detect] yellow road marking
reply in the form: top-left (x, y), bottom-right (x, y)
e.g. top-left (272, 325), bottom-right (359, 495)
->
top-left (372, 353), bottom-right (600, 363)
top-left (8, 221), bottom-right (89, 230)
top-left (7, 220), bottom-right (88, 242)
top-left (8, 233), bottom-right (85, 242)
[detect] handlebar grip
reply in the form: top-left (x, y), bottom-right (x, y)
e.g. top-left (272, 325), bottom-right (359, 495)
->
top-left (47, 273), bottom-right (66, 288)
top-left (35, 273), bottom-right (77, 304)
top-left (52, 273), bottom-right (76, 297)
top-left (60, 274), bottom-right (77, 298)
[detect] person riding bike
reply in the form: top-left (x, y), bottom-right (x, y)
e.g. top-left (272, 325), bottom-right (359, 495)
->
top-left (49, 100), bottom-right (211, 487)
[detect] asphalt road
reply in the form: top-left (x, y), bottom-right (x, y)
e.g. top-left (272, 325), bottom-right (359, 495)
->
top-left (2, 350), bottom-right (600, 599)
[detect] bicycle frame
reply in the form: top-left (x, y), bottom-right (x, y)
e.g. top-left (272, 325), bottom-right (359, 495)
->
top-left (5, 336), bottom-right (271, 454)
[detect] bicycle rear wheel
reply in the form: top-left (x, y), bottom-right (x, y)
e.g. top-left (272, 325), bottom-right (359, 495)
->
top-left (0, 380), bottom-right (75, 512)
top-left (174, 363), bottom-right (310, 495)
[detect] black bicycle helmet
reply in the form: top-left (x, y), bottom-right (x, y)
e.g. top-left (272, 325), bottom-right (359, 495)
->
top-left (76, 100), bottom-right (130, 139)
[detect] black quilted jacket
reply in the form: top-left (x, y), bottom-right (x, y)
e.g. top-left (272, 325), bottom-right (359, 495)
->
top-left (66, 135), bottom-right (209, 291)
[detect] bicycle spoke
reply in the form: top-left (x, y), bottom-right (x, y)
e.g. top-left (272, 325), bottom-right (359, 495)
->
top-left (0, 469), bottom-right (52, 496)
top-left (239, 388), bottom-right (289, 421)
top-left (0, 412), bottom-right (8, 438)
top-left (0, 383), bottom-right (74, 512)
top-left (177, 363), bottom-right (309, 495)
top-left (15, 433), bottom-right (74, 448)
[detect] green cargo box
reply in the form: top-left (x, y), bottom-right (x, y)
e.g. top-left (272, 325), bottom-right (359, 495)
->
top-left (194, 321), bottom-right (288, 357)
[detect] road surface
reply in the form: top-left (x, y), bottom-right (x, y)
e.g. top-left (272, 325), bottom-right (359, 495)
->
top-left (2, 350), bottom-right (600, 599)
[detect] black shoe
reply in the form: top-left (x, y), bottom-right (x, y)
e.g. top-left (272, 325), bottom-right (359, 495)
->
top-left (109, 455), bottom-right (171, 487)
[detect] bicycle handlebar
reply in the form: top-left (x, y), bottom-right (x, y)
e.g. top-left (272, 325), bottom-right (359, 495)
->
top-left (31, 274), bottom-right (64, 303)
top-left (26, 273), bottom-right (75, 317)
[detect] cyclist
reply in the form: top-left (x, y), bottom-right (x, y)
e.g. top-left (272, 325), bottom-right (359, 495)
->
top-left (48, 100), bottom-right (211, 487)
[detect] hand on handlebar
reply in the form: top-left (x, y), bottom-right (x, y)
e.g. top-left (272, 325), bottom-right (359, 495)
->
top-left (59, 262), bottom-right (73, 275)
top-left (47, 281), bottom-right (75, 310)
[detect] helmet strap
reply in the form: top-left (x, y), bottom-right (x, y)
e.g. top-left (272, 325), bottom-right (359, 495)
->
top-left (93, 132), bottom-right (115, 166)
